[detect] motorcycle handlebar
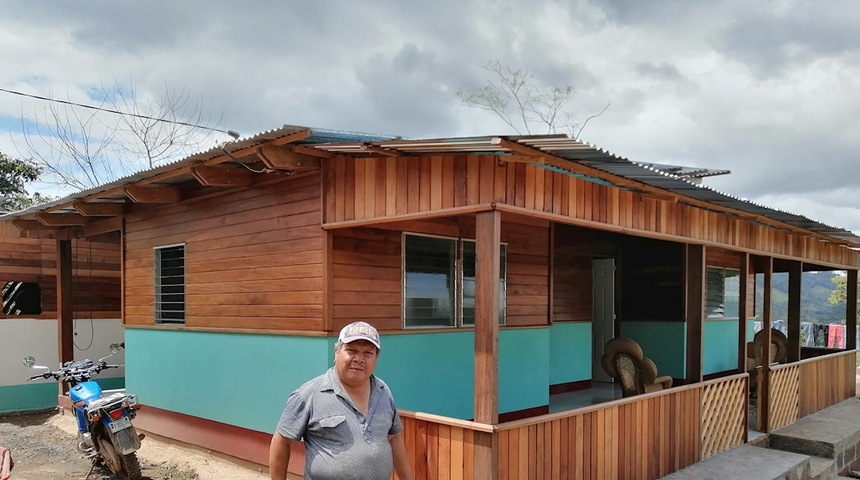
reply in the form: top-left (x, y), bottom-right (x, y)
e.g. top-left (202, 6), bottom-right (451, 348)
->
top-left (26, 362), bottom-right (120, 383)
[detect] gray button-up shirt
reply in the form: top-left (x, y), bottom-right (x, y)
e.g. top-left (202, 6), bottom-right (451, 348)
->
top-left (276, 368), bottom-right (403, 480)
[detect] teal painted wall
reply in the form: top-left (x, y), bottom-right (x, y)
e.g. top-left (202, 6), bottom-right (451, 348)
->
top-left (371, 329), bottom-right (550, 419)
top-left (366, 331), bottom-right (475, 419)
top-left (549, 322), bottom-right (591, 385)
top-left (0, 382), bottom-right (59, 413)
top-left (125, 329), bottom-right (330, 434)
top-left (620, 321), bottom-right (686, 379)
top-left (747, 318), bottom-right (757, 342)
top-left (703, 320), bottom-right (739, 375)
top-left (127, 327), bottom-right (553, 429)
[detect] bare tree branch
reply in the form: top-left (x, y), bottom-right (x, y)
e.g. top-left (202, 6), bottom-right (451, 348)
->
top-left (15, 79), bottom-right (222, 191)
top-left (457, 60), bottom-right (608, 139)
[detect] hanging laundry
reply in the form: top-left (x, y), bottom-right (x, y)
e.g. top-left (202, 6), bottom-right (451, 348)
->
top-left (815, 324), bottom-right (828, 347)
top-left (800, 322), bottom-right (815, 346)
top-left (827, 324), bottom-right (845, 348)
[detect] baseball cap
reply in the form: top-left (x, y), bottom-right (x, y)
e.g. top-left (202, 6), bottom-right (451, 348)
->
top-left (338, 321), bottom-right (381, 350)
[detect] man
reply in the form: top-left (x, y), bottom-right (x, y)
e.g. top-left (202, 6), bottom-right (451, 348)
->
top-left (269, 321), bottom-right (414, 480)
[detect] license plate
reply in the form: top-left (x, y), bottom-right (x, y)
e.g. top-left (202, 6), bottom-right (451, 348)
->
top-left (108, 416), bottom-right (132, 433)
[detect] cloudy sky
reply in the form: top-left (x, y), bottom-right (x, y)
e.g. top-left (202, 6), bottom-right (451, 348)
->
top-left (2, 1), bottom-right (860, 233)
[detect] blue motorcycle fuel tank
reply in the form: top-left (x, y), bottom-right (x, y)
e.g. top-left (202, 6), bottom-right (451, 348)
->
top-left (70, 381), bottom-right (102, 432)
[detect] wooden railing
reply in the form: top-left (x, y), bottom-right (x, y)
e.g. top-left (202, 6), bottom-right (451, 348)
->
top-left (399, 373), bottom-right (748, 480)
top-left (753, 349), bottom-right (856, 432)
top-left (765, 363), bottom-right (800, 431)
top-left (798, 349), bottom-right (856, 417)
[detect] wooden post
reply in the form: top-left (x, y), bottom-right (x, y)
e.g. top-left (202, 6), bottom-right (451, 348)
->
top-left (57, 238), bottom-right (74, 395)
top-left (737, 253), bottom-right (750, 372)
top-left (760, 257), bottom-right (773, 432)
top-left (847, 269), bottom-right (858, 350)
top-left (786, 262), bottom-right (802, 362)
top-left (685, 244), bottom-right (705, 384)
top-left (474, 209), bottom-right (500, 479)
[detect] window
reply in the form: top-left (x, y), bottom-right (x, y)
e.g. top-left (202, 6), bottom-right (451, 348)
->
top-left (2, 281), bottom-right (42, 315)
top-left (155, 244), bottom-right (185, 324)
top-left (706, 267), bottom-right (740, 319)
top-left (403, 234), bottom-right (506, 328)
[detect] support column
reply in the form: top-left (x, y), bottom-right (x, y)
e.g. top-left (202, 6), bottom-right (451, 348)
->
top-left (786, 262), bottom-right (802, 362)
top-left (760, 257), bottom-right (774, 432)
top-left (473, 209), bottom-right (500, 479)
top-left (737, 253), bottom-right (750, 373)
top-left (685, 244), bottom-right (705, 384)
top-left (847, 269), bottom-right (858, 350)
top-left (57, 238), bottom-right (74, 395)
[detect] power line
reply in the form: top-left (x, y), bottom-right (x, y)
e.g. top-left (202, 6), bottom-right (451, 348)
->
top-left (0, 87), bottom-right (239, 138)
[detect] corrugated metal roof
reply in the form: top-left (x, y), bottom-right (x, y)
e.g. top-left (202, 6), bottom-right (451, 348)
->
top-left (3, 126), bottom-right (858, 246)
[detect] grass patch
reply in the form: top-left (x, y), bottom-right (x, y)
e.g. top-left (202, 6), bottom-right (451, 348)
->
top-left (157, 462), bottom-right (199, 480)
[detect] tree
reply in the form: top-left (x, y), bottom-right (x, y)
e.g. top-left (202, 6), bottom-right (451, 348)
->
top-left (829, 273), bottom-right (859, 318)
top-left (456, 60), bottom-right (609, 139)
top-left (0, 150), bottom-right (47, 213)
top-left (17, 80), bottom-right (223, 191)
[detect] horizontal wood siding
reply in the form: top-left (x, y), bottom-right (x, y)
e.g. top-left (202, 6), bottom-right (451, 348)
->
top-left (798, 350), bottom-right (856, 417)
top-left (0, 222), bottom-right (120, 319)
top-left (123, 174), bottom-right (323, 330)
top-left (331, 215), bottom-right (550, 331)
top-left (323, 155), bottom-right (859, 268)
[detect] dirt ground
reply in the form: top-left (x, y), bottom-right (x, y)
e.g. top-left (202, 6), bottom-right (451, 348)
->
top-left (0, 409), bottom-right (268, 480)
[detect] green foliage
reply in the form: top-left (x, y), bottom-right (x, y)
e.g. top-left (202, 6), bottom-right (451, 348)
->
top-left (0, 150), bottom-right (43, 213)
top-left (755, 271), bottom-right (850, 323)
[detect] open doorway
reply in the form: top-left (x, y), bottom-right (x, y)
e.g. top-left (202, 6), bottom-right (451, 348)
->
top-left (592, 258), bottom-right (616, 383)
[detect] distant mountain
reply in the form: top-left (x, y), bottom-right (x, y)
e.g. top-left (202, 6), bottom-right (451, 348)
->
top-left (754, 271), bottom-right (846, 324)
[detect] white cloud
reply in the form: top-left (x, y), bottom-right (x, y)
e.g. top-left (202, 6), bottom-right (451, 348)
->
top-left (2, 0), bottom-right (860, 235)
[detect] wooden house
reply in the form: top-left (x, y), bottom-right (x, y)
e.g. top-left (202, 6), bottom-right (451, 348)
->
top-left (2, 125), bottom-right (857, 479)
top-left (0, 221), bottom-right (123, 412)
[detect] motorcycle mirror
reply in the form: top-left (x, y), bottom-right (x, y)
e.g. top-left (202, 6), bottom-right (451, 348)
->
top-left (109, 342), bottom-right (122, 354)
top-left (22, 356), bottom-right (35, 367)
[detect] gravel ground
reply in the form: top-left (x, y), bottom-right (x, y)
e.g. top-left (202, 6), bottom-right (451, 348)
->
top-left (0, 410), bottom-right (267, 480)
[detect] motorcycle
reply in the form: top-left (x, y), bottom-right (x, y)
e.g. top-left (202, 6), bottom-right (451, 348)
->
top-left (23, 343), bottom-right (143, 480)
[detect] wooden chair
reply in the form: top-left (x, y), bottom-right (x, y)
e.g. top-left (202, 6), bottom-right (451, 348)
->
top-left (747, 328), bottom-right (788, 395)
top-left (601, 337), bottom-right (673, 398)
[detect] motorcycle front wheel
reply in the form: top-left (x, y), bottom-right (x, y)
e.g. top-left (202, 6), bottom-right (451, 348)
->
top-left (96, 434), bottom-right (142, 480)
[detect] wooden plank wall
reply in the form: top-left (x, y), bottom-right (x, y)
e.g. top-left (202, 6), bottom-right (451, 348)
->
top-left (330, 214), bottom-right (550, 332)
top-left (798, 350), bottom-right (856, 417)
top-left (323, 155), bottom-right (860, 268)
top-left (398, 374), bottom-right (747, 480)
top-left (123, 174), bottom-right (323, 330)
top-left (0, 222), bottom-right (120, 319)
top-left (400, 415), bottom-right (479, 480)
top-left (498, 388), bottom-right (702, 480)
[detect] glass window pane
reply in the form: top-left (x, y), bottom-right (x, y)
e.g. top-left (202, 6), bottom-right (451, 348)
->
top-left (462, 242), bottom-right (506, 326)
top-left (706, 267), bottom-right (740, 320)
top-left (404, 235), bottom-right (456, 328)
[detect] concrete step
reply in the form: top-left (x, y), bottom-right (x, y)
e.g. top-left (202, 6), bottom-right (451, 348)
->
top-left (769, 398), bottom-right (860, 473)
top-left (660, 444), bottom-right (809, 480)
top-left (809, 456), bottom-right (836, 480)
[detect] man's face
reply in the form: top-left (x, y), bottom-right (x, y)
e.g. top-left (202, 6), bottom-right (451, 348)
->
top-left (334, 339), bottom-right (378, 388)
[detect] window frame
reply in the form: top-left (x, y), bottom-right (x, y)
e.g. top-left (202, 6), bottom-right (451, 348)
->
top-left (154, 243), bottom-right (186, 325)
top-left (402, 232), bottom-right (507, 329)
top-left (705, 266), bottom-right (740, 320)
